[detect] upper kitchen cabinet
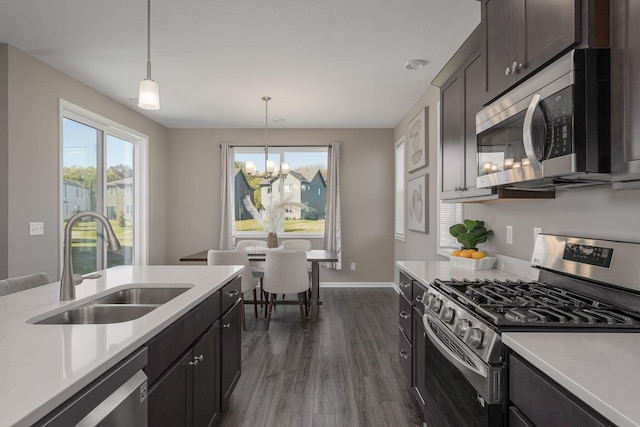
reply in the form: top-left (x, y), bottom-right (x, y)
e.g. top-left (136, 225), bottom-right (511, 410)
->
top-left (482, 0), bottom-right (608, 103)
top-left (440, 44), bottom-right (492, 201)
top-left (611, 0), bottom-right (640, 188)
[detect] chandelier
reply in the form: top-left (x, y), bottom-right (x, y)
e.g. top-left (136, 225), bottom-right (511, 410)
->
top-left (245, 96), bottom-right (290, 181)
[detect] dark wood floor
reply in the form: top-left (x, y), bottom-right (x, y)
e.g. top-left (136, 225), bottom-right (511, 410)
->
top-left (219, 287), bottom-right (423, 427)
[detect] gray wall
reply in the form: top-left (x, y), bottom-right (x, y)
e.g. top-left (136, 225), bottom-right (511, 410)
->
top-left (1, 44), bottom-right (170, 280)
top-left (394, 85), bottom-right (442, 263)
top-left (166, 128), bottom-right (396, 283)
top-left (0, 45), bottom-right (8, 278)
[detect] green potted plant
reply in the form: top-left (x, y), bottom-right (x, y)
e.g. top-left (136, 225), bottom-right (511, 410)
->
top-left (449, 219), bottom-right (493, 250)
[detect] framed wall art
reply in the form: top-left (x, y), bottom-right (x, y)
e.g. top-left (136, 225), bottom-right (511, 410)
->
top-left (408, 174), bottom-right (428, 233)
top-left (408, 107), bottom-right (428, 172)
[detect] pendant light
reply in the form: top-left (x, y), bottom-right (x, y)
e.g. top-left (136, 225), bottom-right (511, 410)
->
top-left (245, 96), bottom-right (290, 180)
top-left (138, 0), bottom-right (160, 110)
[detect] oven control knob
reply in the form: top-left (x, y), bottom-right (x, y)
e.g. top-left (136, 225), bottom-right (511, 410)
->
top-left (424, 293), bottom-right (435, 306)
top-left (457, 319), bottom-right (471, 337)
top-left (431, 298), bottom-right (443, 313)
top-left (442, 307), bottom-right (455, 324)
top-left (469, 328), bottom-right (484, 349)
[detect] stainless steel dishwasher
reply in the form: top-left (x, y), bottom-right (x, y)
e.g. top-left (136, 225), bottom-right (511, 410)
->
top-left (36, 347), bottom-right (148, 427)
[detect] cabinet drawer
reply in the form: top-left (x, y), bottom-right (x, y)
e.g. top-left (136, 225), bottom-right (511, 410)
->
top-left (399, 329), bottom-right (412, 384)
top-left (399, 272), bottom-right (412, 300)
top-left (399, 293), bottom-right (412, 339)
top-left (221, 276), bottom-right (241, 314)
top-left (509, 354), bottom-right (613, 427)
top-left (146, 290), bottom-right (220, 384)
top-left (412, 281), bottom-right (427, 309)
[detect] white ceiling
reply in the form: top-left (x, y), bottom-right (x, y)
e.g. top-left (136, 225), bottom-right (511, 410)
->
top-left (0, 0), bottom-right (480, 128)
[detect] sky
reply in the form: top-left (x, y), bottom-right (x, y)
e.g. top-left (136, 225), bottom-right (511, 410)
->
top-left (62, 118), bottom-right (133, 169)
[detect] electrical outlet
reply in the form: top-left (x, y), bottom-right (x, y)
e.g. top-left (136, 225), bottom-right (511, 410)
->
top-left (29, 222), bottom-right (44, 236)
top-left (506, 225), bottom-right (513, 245)
top-left (533, 227), bottom-right (542, 242)
top-left (351, 262), bottom-right (356, 271)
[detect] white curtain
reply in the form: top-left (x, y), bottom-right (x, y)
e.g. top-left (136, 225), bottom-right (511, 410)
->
top-left (219, 142), bottom-right (234, 249)
top-left (324, 142), bottom-right (342, 269)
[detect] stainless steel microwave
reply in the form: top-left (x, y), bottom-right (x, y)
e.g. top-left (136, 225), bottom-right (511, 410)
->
top-left (475, 49), bottom-right (611, 190)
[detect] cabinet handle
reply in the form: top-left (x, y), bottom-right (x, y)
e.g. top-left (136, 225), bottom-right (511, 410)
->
top-left (223, 323), bottom-right (232, 328)
top-left (400, 281), bottom-right (410, 289)
top-left (400, 350), bottom-right (409, 359)
top-left (511, 61), bottom-right (523, 73)
top-left (228, 289), bottom-right (239, 297)
top-left (186, 354), bottom-right (204, 367)
top-left (400, 311), bottom-right (410, 319)
top-left (505, 66), bottom-right (511, 76)
top-left (415, 295), bottom-right (423, 303)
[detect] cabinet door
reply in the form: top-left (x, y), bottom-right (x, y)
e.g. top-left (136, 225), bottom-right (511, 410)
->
top-left (412, 306), bottom-right (426, 416)
top-left (148, 351), bottom-right (191, 427)
top-left (463, 52), bottom-right (489, 195)
top-left (611, 0), bottom-right (640, 180)
top-left (441, 74), bottom-right (465, 200)
top-left (483, 0), bottom-right (519, 101)
top-left (221, 301), bottom-right (242, 410)
top-left (192, 324), bottom-right (221, 427)
top-left (520, 0), bottom-right (579, 75)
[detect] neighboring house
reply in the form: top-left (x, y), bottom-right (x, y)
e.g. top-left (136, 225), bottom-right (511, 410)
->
top-left (260, 168), bottom-right (326, 220)
top-left (106, 177), bottom-right (134, 224)
top-left (234, 169), bottom-right (255, 220)
top-left (63, 180), bottom-right (91, 220)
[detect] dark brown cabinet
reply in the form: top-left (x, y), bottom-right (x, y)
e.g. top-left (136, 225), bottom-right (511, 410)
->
top-left (147, 276), bottom-right (241, 427)
top-left (441, 42), bottom-right (493, 201)
top-left (482, 0), bottom-right (580, 102)
top-left (398, 272), bottom-right (413, 384)
top-left (611, 0), bottom-right (640, 187)
top-left (221, 300), bottom-right (241, 411)
top-left (509, 353), bottom-right (614, 427)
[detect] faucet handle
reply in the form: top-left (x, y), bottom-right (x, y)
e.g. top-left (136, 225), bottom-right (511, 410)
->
top-left (72, 273), bottom-right (102, 286)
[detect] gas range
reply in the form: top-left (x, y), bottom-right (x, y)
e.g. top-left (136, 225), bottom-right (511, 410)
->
top-left (423, 234), bottom-right (640, 365)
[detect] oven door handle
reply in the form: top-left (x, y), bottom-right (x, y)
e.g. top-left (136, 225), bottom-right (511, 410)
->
top-left (423, 313), bottom-right (488, 380)
top-left (523, 93), bottom-right (543, 172)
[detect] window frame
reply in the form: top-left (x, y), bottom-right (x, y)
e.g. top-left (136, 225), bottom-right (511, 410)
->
top-left (395, 136), bottom-right (406, 242)
top-left (59, 99), bottom-right (149, 270)
top-left (232, 145), bottom-right (328, 239)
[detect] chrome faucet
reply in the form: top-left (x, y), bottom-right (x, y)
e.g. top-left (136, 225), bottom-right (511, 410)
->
top-left (60, 211), bottom-right (121, 301)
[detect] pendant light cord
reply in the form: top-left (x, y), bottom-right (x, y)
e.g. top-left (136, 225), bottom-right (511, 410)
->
top-left (146, 0), bottom-right (152, 79)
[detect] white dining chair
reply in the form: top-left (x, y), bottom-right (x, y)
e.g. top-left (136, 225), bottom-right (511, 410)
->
top-left (207, 250), bottom-right (258, 331)
top-left (0, 272), bottom-right (51, 297)
top-left (281, 239), bottom-right (312, 250)
top-left (262, 250), bottom-right (310, 331)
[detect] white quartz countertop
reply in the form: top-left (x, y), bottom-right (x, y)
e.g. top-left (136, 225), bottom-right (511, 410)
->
top-left (503, 332), bottom-right (640, 427)
top-left (0, 265), bottom-right (242, 427)
top-left (396, 260), bottom-right (529, 287)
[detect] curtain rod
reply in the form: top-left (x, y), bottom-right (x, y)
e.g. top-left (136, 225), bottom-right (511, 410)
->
top-left (220, 144), bottom-right (333, 148)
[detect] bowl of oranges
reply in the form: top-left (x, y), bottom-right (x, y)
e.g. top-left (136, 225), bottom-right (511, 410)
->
top-left (449, 249), bottom-right (496, 270)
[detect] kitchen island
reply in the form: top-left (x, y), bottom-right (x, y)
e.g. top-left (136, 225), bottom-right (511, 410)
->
top-left (0, 265), bottom-right (242, 427)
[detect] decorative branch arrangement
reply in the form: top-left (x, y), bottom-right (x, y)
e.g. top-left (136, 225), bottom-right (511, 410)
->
top-left (243, 195), bottom-right (307, 233)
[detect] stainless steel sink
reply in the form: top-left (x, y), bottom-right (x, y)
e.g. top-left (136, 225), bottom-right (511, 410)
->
top-left (35, 304), bottom-right (159, 324)
top-left (29, 285), bottom-right (193, 325)
top-left (92, 287), bottom-right (190, 305)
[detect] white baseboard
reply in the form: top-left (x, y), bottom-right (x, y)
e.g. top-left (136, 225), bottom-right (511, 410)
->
top-left (320, 282), bottom-right (396, 288)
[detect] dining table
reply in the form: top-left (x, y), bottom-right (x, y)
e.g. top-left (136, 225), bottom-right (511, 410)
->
top-left (180, 249), bottom-right (339, 322)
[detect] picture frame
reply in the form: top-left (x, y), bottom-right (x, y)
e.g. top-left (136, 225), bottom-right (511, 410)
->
top-left (408, 174), bottom-right (428, 233)
top-left (408, 107), bottom-right (428, 172)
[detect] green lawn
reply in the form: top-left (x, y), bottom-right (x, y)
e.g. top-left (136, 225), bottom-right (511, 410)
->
top-left (64, 220), bottom-right (133, 274)
top-left (235, 219), bottom-right (325, 233)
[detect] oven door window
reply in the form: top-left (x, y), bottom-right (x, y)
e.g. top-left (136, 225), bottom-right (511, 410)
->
top-left (422, 331), bottom-right (503, 427)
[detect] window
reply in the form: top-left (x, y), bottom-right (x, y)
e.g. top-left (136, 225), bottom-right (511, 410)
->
top-left (60, 100), bottom-right (148, 274)
top-left (395, 137), bottom-right (405, 241)
top-left (233, 146), bottom-right (328, 237)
